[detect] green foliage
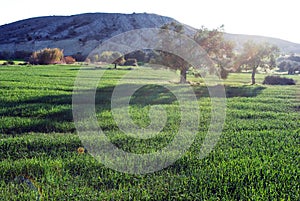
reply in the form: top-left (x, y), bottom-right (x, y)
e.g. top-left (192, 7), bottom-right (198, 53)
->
top-left (151, 22), bottom-right (190, 83)
top-left (236, 41), bottom-right (279, 84)
top-left (277, 55), bottom-right (300, 74)
top-left (288, 54), bottom-right (300, 62)
top-left (153, 24), bottom-right (235, 82)
top-left (29, 48), bottom-right (64, 65)
top-left (0, 66), bottom-right (299, 200)
top-left (194, 25), bottom-right (235, 79)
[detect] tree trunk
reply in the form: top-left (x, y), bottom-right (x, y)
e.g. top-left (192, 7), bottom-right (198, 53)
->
top-left (114, 63), bottom-right (117, 69)
top-left (180, 68), bottom-right (187, 83)
top-left (251, 67), bottom-right (256, 85)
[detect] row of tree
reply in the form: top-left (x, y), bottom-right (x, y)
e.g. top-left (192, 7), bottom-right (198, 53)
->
top-left (90, 22), bottom-right (279, 84)
top-left (13, 22), bottom-right (280, 85)
top-left (150, 22), bottom-right (279, 84)
top-left (277, 54), bottom-right (300, 75)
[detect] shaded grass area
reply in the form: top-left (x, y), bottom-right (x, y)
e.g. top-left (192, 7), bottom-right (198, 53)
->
top-left (0, 65), bottom-right (299, 200)
top-left (0, 69), bottom-right (266, 135)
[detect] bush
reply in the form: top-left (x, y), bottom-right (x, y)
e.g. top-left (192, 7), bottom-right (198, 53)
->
top-left (125, 50), bottom-right (146, 62)
top-left (64, 56), bottom-right (76, 64)
top-left (29, 48), bottom-right (64, 65)
top-left (72, 52), bottom-right (86, 62)
top-left (124, 58), bottom-right (138, 66)
top-left (263, 76), bottom-right (296, 85)
top-left (18, 62), bottom-right (29, 66)
top-left (2, 61), bottom-right (15, 65)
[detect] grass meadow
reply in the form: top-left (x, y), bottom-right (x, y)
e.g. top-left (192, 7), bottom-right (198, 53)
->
top-left (0, 64), bottom-right (299, 200)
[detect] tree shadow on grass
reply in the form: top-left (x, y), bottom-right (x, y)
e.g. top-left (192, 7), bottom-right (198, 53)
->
top-left (191, 85), bottom-right (266, 98)
top-left (69, 66), bottom-right (136, 71)
top-left (0, 84), bottom-right (265, 135)
top-left (0, 94), bottom-right (75, 134)
top-left (1, 120), bottom-right (75, 135)
top-left (224, 85), bottom-right (266, 98)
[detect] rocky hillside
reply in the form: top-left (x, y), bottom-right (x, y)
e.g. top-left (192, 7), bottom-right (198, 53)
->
top-left (1, 12), bottom-right (300, 59)
top-left (0, 13), bottom-right (176, 58)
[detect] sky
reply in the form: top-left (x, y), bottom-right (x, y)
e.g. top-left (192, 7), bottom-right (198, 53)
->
top-left (1, 0), bottom-right (300, 43)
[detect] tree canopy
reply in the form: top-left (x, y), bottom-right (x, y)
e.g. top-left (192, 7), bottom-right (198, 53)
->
top-left (151, 23), bottom-right (235, 83)
top-left (194, 25), bottom-right (235, 79)
top-left (150, 22), bottom-right (190, 83)
top-left (235, 41), bottom-right (279, 84)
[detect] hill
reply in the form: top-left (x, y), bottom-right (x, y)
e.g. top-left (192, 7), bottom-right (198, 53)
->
top-left (0, 12), bottom-right (300, 59)
top-left (224, 33), bottom-right (300, 54)
top-left (0, 13), bottom-right (176, 58)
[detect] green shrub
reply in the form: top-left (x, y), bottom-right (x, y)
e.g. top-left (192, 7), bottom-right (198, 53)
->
top-left (263, 76), bottom-right (296, 85)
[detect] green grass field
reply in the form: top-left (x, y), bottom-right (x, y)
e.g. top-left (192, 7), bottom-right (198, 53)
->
top-left (0, 65), bottom-right (299, 200)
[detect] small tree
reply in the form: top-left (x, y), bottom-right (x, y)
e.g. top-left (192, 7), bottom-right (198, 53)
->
top-left (29, 48), bottom-right (64, 65)
top-left (278, 55), bottom-right (300, 74)
top-left (98, 51), bottom-right (125, 68)
top-left (236, 41), bottom-right (279, 84)
top-left (112, 52), bottom-right (125, 68)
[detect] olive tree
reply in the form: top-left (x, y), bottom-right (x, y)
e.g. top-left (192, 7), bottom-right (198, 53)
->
top-left (236, 41), bottom-right (279, 84)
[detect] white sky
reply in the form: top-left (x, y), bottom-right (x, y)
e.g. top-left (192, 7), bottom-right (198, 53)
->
top-left (1, 0), bottom-right (299, 43)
